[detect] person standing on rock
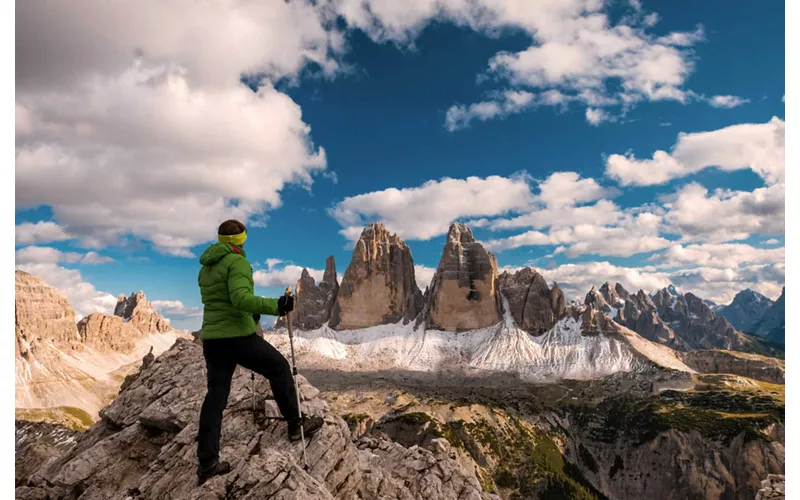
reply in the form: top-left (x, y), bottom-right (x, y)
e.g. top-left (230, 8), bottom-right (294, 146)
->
top-left (195, 219), bottom-right (324, 485)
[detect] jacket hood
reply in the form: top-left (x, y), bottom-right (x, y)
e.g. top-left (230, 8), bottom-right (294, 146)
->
top-left (199, 242), bottom-right (246, 266)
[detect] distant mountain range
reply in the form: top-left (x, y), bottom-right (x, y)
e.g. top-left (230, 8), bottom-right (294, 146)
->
top-left (718, 288), bottom-right (785, 344)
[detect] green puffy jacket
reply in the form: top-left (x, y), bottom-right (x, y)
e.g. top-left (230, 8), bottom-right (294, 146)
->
top-left (197, 242), bottom-right (279, 340)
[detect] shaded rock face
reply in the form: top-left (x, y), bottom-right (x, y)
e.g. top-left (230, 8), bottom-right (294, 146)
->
top-left (330, 224), bottom-right (423, 330)
top-left (680, 350), bottom-right (785, 384)
top-left (754, 288), bottom-right (785, 343)
top-left (497, 268), bottom-right (566, 335)
top-left (15, 420), bottom-right (78, 488)
top-left (277, 256), bottom-right (340, 330)
top-left (16, 339), bottom-right (493, 500)
top-left (426, 223), bottom-right (500, 331)
top-left (718, 289), bottom-right (775, 333)
top-left (15, 270), bottom-right (78, 359)
top-left (114, 291), bottom-right (171, 333)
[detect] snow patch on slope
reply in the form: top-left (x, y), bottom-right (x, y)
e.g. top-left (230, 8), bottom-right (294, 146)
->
top-left (266, 299), bottom-right (693, 382)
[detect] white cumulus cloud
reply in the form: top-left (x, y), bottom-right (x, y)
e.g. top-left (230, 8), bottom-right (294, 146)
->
top-left (329, 175), bottom-right (536, 242)
top-left (15, 221), bottom-right (72, 246)
top-left (15, 246), bottom-right (114, 265)
top-left (15, 263), bottom-right (117, 320)
top-left (605, 117), bottom-right (785, 186)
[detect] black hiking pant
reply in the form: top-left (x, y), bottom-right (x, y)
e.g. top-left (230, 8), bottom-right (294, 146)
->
top-left (196, 333), bottom-right (299, 468)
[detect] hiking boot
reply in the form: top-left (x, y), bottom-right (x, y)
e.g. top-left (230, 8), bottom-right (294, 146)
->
top-left (197, 460), bottom-right (231, 486)
top-left (288, 414), bottom-right (324, 442)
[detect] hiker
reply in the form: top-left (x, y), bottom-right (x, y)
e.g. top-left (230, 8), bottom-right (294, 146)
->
top-left (195, 219), bottom-right (324, 485)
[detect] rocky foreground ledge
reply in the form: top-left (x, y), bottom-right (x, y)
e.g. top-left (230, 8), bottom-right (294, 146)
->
top-left (16, 338), bottom-right (496, 500)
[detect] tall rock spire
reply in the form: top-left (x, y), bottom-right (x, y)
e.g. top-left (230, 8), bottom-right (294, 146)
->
top-left (329, 223), bottom-right (423, 330)
top-left (425, 222), bottom-right (500, 331)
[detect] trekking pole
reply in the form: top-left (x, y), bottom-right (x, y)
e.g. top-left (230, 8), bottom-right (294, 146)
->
top-left (284, 286), bottom-right (307, 469)
top-left (251, 371), bottom-right (256, 424)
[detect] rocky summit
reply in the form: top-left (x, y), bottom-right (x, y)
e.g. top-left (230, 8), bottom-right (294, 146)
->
top-left (115, 291), bottom-right (172, 334)
top-left (426, 223), bottom-right (500, 331)
top-left (329, 223), bottom-right (423, 330)
top-left (16, 339), bottom-right (495, 500)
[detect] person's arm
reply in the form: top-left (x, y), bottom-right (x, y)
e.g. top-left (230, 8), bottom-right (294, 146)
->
top-left (227, 257), bottom-right (279, 315)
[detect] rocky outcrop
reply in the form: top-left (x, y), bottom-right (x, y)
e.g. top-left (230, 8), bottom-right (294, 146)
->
top-left (426, 223), bottom-right (500, 331)
top-left (680, 350), bottom-right (785, 384)
top-left (114, 291), bottom-right (171, 333)
top-left (77, 313), bottom-right (146, 352)
top-left (718, 289), bottom-right (775, 332)
top-left (15, 270), bottom-right (78, 359)
top-left (599, 282), bottom-right (626, 309)
top-left (330, 224), bottom-right (423, 330)
top-left (497, 268), bottom-right (565, 335)
top-left (15, 420), bottom-right (78, 488)
top-left (756, 474), bottom-right (786, 500)
top-left (16, 339), bottom-right (494, 500)
top-left (277, 256), bottom-right (340, 330)
top-left (584, 286), bottom-right (611, 314)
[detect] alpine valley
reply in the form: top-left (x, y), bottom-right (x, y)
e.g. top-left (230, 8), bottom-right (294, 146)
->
top-left (15, 223), bottom-right (785, 500)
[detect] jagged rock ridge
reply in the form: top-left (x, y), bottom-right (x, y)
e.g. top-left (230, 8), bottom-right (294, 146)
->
top-left (426, 223), bottom-right (500, 331)
top-left (114, 291), bottom-right (172, 333)
top-left (587, 282), bottom-right (761, 353)
top-left (16, 339), bottom-right (495, 500)
top-left (329, 223), bottom-right (423, 330)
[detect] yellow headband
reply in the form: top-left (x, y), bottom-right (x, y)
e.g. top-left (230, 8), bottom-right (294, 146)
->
top-left (218, 231), bottom-right (247, 246)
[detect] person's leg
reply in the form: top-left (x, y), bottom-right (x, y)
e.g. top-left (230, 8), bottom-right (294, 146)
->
top-left (196, 340), bottom-right (236, 471)
top-left (233, 334), bottom-right (300, 422)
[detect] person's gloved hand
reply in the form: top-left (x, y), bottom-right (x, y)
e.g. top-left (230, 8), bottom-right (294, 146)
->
top-left (277, 295), bottom-right (294, 316)
top-left (252, 313), bottom-right (261, 325)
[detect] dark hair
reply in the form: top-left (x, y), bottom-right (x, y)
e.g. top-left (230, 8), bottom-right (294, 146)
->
top-left (218, 219), bottom-right (247, 236)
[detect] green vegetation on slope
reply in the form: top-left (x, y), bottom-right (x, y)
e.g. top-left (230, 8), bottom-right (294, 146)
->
top-left (388, 411), bottom-right (606, 500)
top-left (567, 380), bottom-right (784, 446)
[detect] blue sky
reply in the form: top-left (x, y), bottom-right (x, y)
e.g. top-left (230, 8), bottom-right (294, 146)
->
top-left (15, 0), bottom-right (785, 331)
